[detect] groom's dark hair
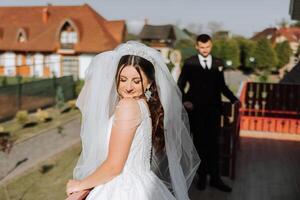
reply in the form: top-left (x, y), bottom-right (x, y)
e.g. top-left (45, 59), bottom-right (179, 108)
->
top-left (196, 34), bottom-right (211, 43)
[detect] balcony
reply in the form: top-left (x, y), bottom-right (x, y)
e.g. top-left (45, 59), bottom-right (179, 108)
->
top-left (57, 43), bottom-right (75, 54)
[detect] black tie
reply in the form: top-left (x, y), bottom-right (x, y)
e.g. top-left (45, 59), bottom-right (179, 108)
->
top-left (203, 59), bottom-right (208, 69)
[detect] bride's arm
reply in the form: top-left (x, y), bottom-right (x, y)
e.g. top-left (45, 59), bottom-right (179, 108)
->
top-left (76, 98), bottom-right (141, 191)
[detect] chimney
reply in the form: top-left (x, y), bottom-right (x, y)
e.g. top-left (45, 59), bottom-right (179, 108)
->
top-left (144, 18), bottom-right (148, 25)
top-left (42, 7), bottom-right (49, 23)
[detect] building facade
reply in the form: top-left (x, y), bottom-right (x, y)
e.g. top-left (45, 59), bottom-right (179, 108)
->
top-left (139, 24), bottom-right (193, 64)
top-left (0, 4), bottom-right (126, 79)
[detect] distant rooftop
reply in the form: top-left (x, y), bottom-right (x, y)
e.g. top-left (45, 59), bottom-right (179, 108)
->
top-left (0, 4), bottom-right (126, 53)
top-left (139, 24), bottom-right (193, 43)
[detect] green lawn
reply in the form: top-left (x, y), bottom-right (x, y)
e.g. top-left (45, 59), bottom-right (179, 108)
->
top-left (1, 107), bottom-right (80, 144)
top-left (0, 142), bottom-right (81, 200)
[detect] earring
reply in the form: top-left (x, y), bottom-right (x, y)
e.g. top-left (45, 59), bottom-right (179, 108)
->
top-left (145, 85), bottom-right (152, 101)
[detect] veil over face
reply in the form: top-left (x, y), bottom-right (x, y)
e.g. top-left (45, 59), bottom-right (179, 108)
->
top-left (74, 41), bottom-right (200, 200)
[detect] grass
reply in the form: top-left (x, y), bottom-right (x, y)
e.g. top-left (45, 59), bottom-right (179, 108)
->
top-left (0, 106), bottom-right (80, 144)
top-left (0, 142), bottom-right (81, 200)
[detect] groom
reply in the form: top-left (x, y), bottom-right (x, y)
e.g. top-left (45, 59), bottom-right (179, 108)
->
top-left (178, 34), bottom-right (240, 192)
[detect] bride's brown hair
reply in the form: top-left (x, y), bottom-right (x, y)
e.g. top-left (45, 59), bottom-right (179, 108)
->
top-left (115, 55), bottom-right (165, 153)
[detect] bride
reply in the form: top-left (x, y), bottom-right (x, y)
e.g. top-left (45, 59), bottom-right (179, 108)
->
top-left (66, 41), bottom-right (200, 200)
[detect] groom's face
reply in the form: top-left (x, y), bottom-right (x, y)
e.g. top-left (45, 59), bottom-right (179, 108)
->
top-left (118, 65), bottom-right (149, 99)
top-left (195, 40), bottom-right (212, 57)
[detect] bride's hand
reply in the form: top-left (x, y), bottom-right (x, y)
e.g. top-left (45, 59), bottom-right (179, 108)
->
top-left (66, 179), bottom-right (82, 196)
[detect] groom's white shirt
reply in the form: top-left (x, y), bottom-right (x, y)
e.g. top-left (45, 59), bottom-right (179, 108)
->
top-left (198, 54), bottom-right (212, 69)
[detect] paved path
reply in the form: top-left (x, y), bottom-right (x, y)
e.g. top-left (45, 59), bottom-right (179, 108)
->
top-left (224, 70), bottom-right (249, 87)
top-left (0, 117), bottom-right (81, 185)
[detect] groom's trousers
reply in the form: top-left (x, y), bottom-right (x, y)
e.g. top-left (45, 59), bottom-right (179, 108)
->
top-left (191, 105), bottom-right (221, 181)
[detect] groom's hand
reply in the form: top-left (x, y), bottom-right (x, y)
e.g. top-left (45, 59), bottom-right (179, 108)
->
top-left (183, 101), bottom-right (194, 111)
top-left (234, 100), bottom-right (242, 108)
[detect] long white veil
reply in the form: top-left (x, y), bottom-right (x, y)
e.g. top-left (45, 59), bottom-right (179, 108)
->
top-left (73, 41), bottom-right (200, 200)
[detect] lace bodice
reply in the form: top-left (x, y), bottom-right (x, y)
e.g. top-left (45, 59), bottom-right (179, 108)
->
top-left (108, 99), bottom-right (152, 174)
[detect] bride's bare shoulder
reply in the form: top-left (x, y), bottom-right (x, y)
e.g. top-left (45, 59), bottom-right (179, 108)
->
top-left (115, 98), bottom-right (141, 118)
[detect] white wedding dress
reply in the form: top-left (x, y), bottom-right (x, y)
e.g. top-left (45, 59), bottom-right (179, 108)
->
top-left (86, 99), bottom-right (176, 200)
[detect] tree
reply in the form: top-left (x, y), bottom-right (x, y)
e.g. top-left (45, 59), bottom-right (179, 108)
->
top-left (222, 39), bottom-right (240, 68)
top-left (175, 39), bottom-right (197, 61)
top-left (243, 40), bottom-right (257, 68)
top-left (253, 38), bottom-right (278, 71)
top-left (275, 41), bottom-right (293, 70)
top-left (297, 44), bottom-right (300, 57)
top-left (125, 33), bottom-right (139, 41)
top-left (235, 37), bottom-right (257, 68)
top-left (211, 39), bottom-right (240, 69)
top-left (211, 39), bottom-right (223, 58)
top-left (207, 21), bottom-right (223, 35)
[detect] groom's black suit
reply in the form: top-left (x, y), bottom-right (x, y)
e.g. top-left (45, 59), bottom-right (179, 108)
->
top-left (178, 55), bottom-right (238, 182)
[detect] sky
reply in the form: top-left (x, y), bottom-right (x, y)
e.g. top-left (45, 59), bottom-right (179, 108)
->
top-left (0, 0), bottom-right (295, 37)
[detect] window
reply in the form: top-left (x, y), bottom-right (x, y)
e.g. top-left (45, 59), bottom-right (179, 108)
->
top-left (17, 29), bottom-right (27, 43)
top-left (0, 54), bottom-right (4, 66)
top-left (61, 56), bottom-right (79, 80)
top-left (17, 54), bottom-right (22, 66)
top-left (267, 34), bottom-right (272, 40)
top-left (60, 22), bottom-right (78, 45)
top-left (26, 55), bottom-right (33, 66)
top-left (7, 68), bottom-right (14, 76)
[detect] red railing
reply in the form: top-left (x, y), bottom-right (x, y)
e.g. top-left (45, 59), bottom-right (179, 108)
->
top-left (239, 82), bottom-right (300, 134)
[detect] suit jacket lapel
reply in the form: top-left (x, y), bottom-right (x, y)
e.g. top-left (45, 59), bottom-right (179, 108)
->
top-left (211, 56), bottom-right (217, 71)
top-left (211, 56), bottom-right (222, 72)
top-left (213, 56), bottom-right (225, 72)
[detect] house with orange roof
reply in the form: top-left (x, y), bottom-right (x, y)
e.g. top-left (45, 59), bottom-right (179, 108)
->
top-left (0, 4), bottom-right (126, 79)
top-left (251, 27), bottom-right (300, 55)
top-left (275, 27), bottom-right (300, 54)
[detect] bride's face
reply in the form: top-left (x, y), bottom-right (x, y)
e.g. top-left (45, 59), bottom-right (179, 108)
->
top-left (118, 65), bottom-right (149, 99)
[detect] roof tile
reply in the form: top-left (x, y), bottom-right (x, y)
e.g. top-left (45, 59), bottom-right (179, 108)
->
top-left (0, 4), bottom-right (125, 53)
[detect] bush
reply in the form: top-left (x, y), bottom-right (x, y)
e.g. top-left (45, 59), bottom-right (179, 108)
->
top-left (67, 100), bottom-right (77, 109)
top-left (16, 110), bottom-right (29, 124)
top-left (0, 125), bottom-right (4, 132)
top-left (35, 108), bottom-right (49, 122)
top-left (75, 80), bottom-right (84, 97)
top-left (1, 76), bottom-right (7, 86)
top-left (212, 39), bottom-right (240, 68)
top-left (55, 86), bottom-right (65, 109)
top-left (223, 39), bottom-right (240, 68)
top-left (253, 38), bottom-right (278, 71)
top-left (211, 40), bottom-right (223, 58)
top-left (275, 41), bottom-right (293, 69)
top-left (235, 38), bottom-right (257, 68)
top-left (297, 45), bottom-right (300, 57)
top-left (174, 39), bottom-right (197, 62)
